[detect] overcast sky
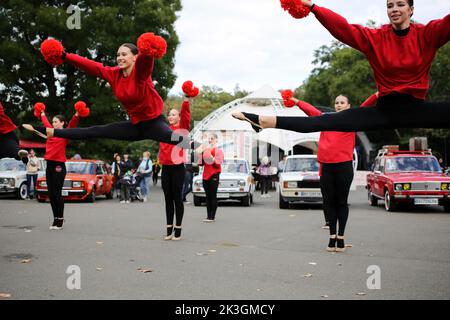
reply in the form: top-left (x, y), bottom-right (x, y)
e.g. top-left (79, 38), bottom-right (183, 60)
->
top-left (170, 0), bottom-right (450, 95)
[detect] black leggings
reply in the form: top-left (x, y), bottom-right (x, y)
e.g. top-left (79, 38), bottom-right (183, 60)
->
top-left (276, 94), bottom-right (450, 132)
top-left (46, 161), bottom-right (66, 219)
top-left (260, 175), bottom-right (271, 194)
top-left (203, 174), bottom-right (220, 220)
top-left (49, 115), bottom-right (191, 148)
top-left (0, 131), bottom-right (20, 160)
top-left (320, 161), bottom-right (354, 237)
top-left (162, 164), bottom-right (186, 227)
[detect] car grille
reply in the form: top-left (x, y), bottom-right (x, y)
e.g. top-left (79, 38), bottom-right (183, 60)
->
top-left (411, 182), bottom-right (441, 191)
top-left (63, 180), bottom-right (72, 188)
top-left (219, 180), bottom-right (238, 188)
top-left (297, 180), bottom-right (320, 188)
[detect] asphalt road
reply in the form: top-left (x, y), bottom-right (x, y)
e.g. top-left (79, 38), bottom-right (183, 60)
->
top-left (0, 185), bottom-right (449, 300)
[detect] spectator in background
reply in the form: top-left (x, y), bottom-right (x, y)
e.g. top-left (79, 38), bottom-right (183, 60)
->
top-left (257, 156), bottom-right (272, 198)
top-left (112, 154), bottom-right (124, 198)
top-left (278, 155), bottom-right (287, 173)
top-left (120, 169), bottom-right (132, 204)
top-left (123, 154), bottom-right (133, 172)
top-left (26, 149), bottom-right (40, 199)
top-left (152, 160), bottom-right (161, 186)
top-left (138, 151), bottom-right (152, 202)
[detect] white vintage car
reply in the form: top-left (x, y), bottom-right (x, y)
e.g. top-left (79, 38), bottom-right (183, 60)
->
top-left (192, 158), bottom-right (255, 206)
top-left (0, 158), bottom-right (46, 199)
top-left (278, 155), bottom-right (323, 209)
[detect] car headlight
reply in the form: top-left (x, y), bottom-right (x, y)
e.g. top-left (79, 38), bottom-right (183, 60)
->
top-left (39, 181), bottom-right (47, 188)
top-left (395, 183), bottom-right (411, 191)
top-left (1, 178), bottom-right (15, 187)
top-left (283, 181), bottom-right (297, 188)
top-left (194, 180), bottom-right (202, 187)
top-left (441, 183), bottom-right (449, 191)
top-left (72, 181), bottom-right (83, 188)
top-left (238, 180), bottom-right (246, 187)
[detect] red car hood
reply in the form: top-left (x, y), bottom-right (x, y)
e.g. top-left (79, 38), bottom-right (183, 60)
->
top-left (386, 172), bottom-right (450, 182)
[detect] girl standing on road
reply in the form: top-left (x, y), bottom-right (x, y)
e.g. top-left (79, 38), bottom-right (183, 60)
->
top-left (197, 133), bottom-right (224, 223)
top-left (232, 0), bottom-right (450, 132)
top-left (159, 97), bottom-right (192, 240)
top-left (287, 94), bottom-right (378, 252)
top-left (30, 103), bottom-right (85, 230)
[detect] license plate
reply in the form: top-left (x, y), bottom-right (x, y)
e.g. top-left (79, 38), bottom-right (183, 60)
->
top-left (61, 190), bottom-right (69, 196)
top-left (414, 198), bottom-right (438, 205)
top-left (300, 192), bottom-right (322, 198)
top-left (217, 193), bottom-right (230, 199)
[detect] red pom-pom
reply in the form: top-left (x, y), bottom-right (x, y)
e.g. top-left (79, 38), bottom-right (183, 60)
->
top-left (137, 32), bottom-right (167, 59)
top-left (40, 38), bottom-right (65, 66)
top-left (74, 101), bottom-right (90, 117)
top-left (281, 89), bottom-right (294, 100)
top-left (283, 99), bottom-right (296, 108)
top-left (189, 87), bottom-right (200, 98)
top-left (182, 81), bottom-right (194, 94)
top-left (182, 80), bottom-right (200, 97)
top-left (34, 102), bottom-right (46, 118)
top-left (280, 0), bottom-right (310, 19)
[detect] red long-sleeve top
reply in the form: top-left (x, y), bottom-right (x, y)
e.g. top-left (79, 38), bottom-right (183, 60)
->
top-left (158, 100), bottom-right (191, 165)
top-left (64, 53), bottom-right (164, 124)
top-left (200, 147), bottom-right (224, 181)
top-left (311, 5), bottom-right (450, 100)
top-left (0, 102), bottom-right (17, 134)
top-left (41, 114), bottom-right (79, 163)
top-left (297, 93), bottom-right (378, 166)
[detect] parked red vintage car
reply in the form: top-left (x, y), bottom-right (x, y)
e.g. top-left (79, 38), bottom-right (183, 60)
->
top-left (366, 146), bottom-right (450, 212)
top-left (36, 160), bottom-right (114, 202)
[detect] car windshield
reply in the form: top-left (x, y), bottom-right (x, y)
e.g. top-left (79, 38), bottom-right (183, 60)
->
top-left (284, 158), bottom-right (319, 172)
top-left (221, 160), bottom-right (248, 174)
top-left (385, 157), bottom-right (442, 173)
top-left (0, 158), bottom-right (26, 171)
top-left (66, 162), bottom-right (96, 174)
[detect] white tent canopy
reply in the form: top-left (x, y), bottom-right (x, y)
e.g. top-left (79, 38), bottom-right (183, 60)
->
top-left (191, 84), bottom-right (320, 153)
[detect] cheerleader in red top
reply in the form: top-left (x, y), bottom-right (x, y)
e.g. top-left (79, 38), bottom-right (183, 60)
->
top-left (197, 133), bottom-right (224, 222)
top-left (0, 102), bottom-right (29, 162)
top-left (159, 97), bottom-right (192, 241)
top-left (36, 104), bottom-right (83, 230)
top-left (25, 34), bottom-right (190, 149)
top-left (288, 94), bottom-right (377, 252)
top-left (233, 0), bottom-right (450, 132)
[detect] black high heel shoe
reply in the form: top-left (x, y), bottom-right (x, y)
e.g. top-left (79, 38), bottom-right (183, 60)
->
top-left (231, 112), bottom-right (263, 133)
top-left (336, 237), bottom-right (346, 253)
top-left (326, 236), bottom-right (337, 252)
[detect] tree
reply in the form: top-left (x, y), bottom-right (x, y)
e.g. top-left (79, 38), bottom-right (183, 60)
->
top-left (0, 0), bottom-right (181, 160)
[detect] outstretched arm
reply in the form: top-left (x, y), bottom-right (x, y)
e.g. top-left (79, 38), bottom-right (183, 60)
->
top-left (294, 99), bottom-right (323, 117)
top-left (67, 113), bottom-right (79, 128)
top-left (304, 1), bottom-right (370, 53)
top-left (425, 14), bottom-right (450, 48)
top-left (179, 98), bottom-right (191, 130)
top-left (40, 113), bottom-right (52, 129)
top-left (64, 53), bottom-right (115, 84)
top-left (134, 54), bottom-right (155, 82)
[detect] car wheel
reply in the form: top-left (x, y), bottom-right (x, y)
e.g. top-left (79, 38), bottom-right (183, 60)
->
top-left (17, 182), bottom-right (28, 200)
top-left (368, 188), bottom-right (378, 206)
top-left (241, 194), bottom-right (251, 207)
top-left (193, 195), bottom-right (202, 207)
top-left (279, 193), bottom-right (289, 209)
top-left (443, 204), bottom-right (450, 213)
top-left (384, 190), bottom-right (396, 212)
top-left (87, 187), bottom-right (96, 203)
